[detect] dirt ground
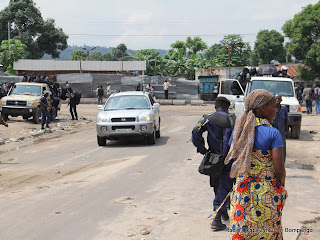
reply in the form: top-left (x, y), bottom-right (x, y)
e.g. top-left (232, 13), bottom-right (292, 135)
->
top-left (0, 104), bottom-right (319, 239)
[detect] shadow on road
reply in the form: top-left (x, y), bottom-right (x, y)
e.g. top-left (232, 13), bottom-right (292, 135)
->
top-left (103, 136), bottom-right (170, 148)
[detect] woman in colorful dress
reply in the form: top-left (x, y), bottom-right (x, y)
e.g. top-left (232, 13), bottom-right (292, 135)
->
top-left (225, 89), bottom-right (287, 239)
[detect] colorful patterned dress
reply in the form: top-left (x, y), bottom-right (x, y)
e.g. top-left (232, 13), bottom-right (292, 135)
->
top-left (229, 119), bottom-right (288, 240)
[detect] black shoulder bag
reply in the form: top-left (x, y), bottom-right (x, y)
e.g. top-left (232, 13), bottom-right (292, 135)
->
top-left (198, 130), bottom-right (225, 177)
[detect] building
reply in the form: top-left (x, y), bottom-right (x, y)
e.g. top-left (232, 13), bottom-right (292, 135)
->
top-left (13, 59), bottom-right (146, 80)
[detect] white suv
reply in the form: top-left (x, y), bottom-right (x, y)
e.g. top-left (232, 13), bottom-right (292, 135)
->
top-left (218, 77), bottom-right (302, 138)
top-left (96, 91), bottom-right (160, 146)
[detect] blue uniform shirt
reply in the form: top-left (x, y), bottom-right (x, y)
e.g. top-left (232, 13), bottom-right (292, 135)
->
top-left (192, 110), bottom-right (232, 158)
top-left (40, 96), bottom-right (48, 111)
top-left (270, 105), bottom-right (288, 144)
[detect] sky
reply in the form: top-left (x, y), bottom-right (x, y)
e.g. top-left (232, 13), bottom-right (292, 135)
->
top-left (0, 0), bottom-right (319, 50)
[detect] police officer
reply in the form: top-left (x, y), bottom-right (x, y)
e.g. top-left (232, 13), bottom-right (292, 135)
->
top-left (278, 65), bottom-right (291, 78)
top-left (192, 97), bottom-right (235, 231)
top-left (67, 88), bottom-right (78, 120)
top-left (22, 72), bottom-right (28, 82)
top-left (39, 90), bottom-right (54, 130)
top-left (232, 67), bottom-right (250, 95)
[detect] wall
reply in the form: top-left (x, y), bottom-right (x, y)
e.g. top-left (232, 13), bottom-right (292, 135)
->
top-left (56, 73), bottom-right (198, 99)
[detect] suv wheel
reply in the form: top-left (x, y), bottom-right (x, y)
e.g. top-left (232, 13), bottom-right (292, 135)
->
top-left (33, 107), bottom-right (40, 124)
top-left (97, 135), bottom-right (106, 146)
top-left (147, 127), bottom-right (156, 145)
top-left (291, 125), bottom-right (300, 139)
top-left (1, 112), bottom-right (8, 122)
top-left (156, 123), bottom-right (160, 138)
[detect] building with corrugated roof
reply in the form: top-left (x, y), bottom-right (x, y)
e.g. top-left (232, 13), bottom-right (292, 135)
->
top-left (13, 59), bottom-right (146, 80)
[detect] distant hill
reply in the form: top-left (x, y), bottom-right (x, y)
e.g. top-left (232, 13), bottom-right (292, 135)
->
top-left (42, 45), bottom-right (168, 60)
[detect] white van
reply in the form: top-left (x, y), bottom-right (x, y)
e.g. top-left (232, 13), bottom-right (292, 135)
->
top-left (218, 76), bottom-right (302, 138)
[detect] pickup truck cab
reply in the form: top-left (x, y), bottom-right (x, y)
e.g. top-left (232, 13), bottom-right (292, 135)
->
top-left (0, 82), bottom-right (59, 124)
top-left (218, 76), bottom-right (302, 138)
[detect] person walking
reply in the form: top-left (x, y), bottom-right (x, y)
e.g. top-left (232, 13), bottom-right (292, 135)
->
top-left (67, 88), bottom-right (78, 120)
top-left (39, 90), bottom-right (54, 130)
top-left (314, 84), bottom-right (320, 114)
top-left (225, 89), bottom-right (287, 239)
top-left (192, 97), bottom-right (235, 231)
top-left (97, 85), bottom-right (104, 105)
top-left (303, 84), bottom-right (314, 114)
top-left (106, 83), bottom-right (111, 98)
top-left (163, 79), bottom-right (171, 99)
top-left (213, 82), bottom-right (219, 100)
top-left (270, 94), bottom-right (288, 162)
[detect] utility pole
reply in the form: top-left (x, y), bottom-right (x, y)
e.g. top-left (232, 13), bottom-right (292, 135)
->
top-left (122, 52), bottom-right (124, 73)
top-left (8, 21), bottom-right (11, 68)
top-left (79, 51), bottom-right (82, 73)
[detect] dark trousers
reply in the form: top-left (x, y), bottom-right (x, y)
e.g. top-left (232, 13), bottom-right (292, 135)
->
top-left (164, 90), bottom-right (169, 99)
top-left (306, 99), bottom-right (312, 113)
top-left (70, 102), bottom-right (78, 119)
top-left (98, 95), bottom-right (103, 104)
top-left (210, 162), bottom-right (235, 213)
top-left (41, 109), bottom-right (51, 127)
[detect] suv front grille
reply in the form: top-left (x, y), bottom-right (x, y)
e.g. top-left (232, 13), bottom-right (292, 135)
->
top-left (112, 126), bottom-right (135, 130)
top-left (6, 100), bottom-right (27, 106)
top-left (111, 117), bottom-right (136, 122)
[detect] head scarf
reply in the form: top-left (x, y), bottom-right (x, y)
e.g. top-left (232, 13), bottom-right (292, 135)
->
top-left (225, 89), bottom-right (275, 178)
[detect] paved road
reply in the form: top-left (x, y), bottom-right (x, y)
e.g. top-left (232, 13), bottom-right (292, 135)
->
top-left (0, 106), bottom-right (319, 240)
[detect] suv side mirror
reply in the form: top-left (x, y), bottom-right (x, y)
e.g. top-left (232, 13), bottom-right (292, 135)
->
top-left (97, 105), bottom-right (104, 110)
top-left (153, 103), bottom-right (160, 109)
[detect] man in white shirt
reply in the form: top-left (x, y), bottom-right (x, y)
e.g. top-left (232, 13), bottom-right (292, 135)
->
top-left (163, 79), bottom-right (171, 99)
top-left (106, 83), bottom-right (111, 98)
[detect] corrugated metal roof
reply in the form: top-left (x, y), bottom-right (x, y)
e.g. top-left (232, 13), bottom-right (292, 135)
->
top-left (13, 60), bottom-right (146, 71)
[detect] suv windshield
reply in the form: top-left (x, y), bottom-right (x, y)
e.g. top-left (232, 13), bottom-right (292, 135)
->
top-left (105, 95), bottom-right (150, 110)
top-left (250, 80), bottom-right (294, 97)
top-left (11, 85), bottom-right (41, 96)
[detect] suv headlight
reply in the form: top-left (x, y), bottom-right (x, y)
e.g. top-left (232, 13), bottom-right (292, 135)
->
top-left (27, 101), bottom-right (37, 106)
top-left (97, 115), bottom-right (110, 123)
top-left (139, 114), bottom-right (152, 122)
top-left (0, 100), bottom-right (7, 105)
top-left (289, 105), bottom-right (301, 112)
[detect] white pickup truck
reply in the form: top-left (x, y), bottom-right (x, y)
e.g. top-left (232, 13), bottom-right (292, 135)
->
top-left (218, 76), bottom-right (302, 138)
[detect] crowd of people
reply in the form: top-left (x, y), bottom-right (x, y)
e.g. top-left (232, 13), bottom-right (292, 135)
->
top-left (295, 82), bottom-right (320, 114)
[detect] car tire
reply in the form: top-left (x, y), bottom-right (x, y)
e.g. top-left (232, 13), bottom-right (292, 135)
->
top-left (147, 127), bottom-right (156, 145)
top-left (291, 125), bottom-right (300, 139)
top-left (1, 112), bottom-right (8, 122)
top-left (97, 135), bottom-right (106, 146)
top-left (156, 123), bottom-right (160, 138)
top-left (33, 107), bottom-right (40, 124)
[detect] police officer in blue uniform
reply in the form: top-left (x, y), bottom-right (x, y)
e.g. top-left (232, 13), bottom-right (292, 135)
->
top-left (192, 96), bottom-right (235, 231)
top-left (40, 90), bottom-right (55, 130)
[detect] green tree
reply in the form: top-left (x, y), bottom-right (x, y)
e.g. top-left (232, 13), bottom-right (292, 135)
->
top-left (282, 2), bottom-right (320, 78)
top-left (0, 39), bottom-right (28, 73)
top-left (204, 44), bottom-right (223, 60)
top-left (71, 49), bottom-right (86, 60)
top-left (112, 43), bottom-right (129, 60)
top-left (252, 30), bottom-right (286, 65)
top-left (215, 34), bottom-right (251, 67)
top-left (102, 52), bottom-right (113, 61)
top-left (130, 49), bottom-right (162, 76)
top-left (0, 0), bottom-right (68, 59)
top-left (90, 52), bottom-right (103, 61)
top-left (186, 36), bottom-right (208, 55)
top-left (171, 40), bottom-right (187, 56)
